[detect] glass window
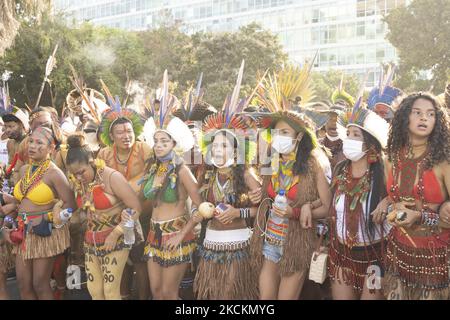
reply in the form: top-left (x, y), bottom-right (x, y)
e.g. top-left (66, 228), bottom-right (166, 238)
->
top-left (329, 25), bottom-right (337, 43)
top-left (356, 51), bottom-right (365, 64)
top-left (376, 0), bottom-right (385, 14)
top-left (357, 0), bottom-right (365, 17)
top-left (311, 27), bottom-right (320, 44)
top-left (366, 0), bottom-right (376, 16)
top-left (366, 20), bottom-right (376, 39)
top-left (356, 21), bottom-right (365, 37)
top-left (376, 48), bottom-right (385, 62)
top-left (312, 9), bottom-right (319, 23)
top-left (329, 53), bottom-right (337, 66)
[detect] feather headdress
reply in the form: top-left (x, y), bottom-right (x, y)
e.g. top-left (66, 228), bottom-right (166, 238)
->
top-left (367, 64), bottom-right (402, 119)
top-left (142, 70), bottom-right (194, 154)
top-left (251, 61), bottom-right (318, 147)
top-left (199, 60), bottom-right (258, 163)
top-left (338, 86), bottom-right (389, 149)
top-left (99, 79), bottom-right (143, 147)
top-left (172, 73), bottom-right (217, 125)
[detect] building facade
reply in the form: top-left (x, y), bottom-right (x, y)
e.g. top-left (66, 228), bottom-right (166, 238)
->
top-left (54, 0), bottom-right (409, 86)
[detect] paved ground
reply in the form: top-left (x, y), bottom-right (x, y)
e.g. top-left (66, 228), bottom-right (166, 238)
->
top-left (6, 272), bottom-right (92, 300)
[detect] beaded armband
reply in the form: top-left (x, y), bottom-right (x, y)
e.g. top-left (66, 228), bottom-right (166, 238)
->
top-left (421, 210), bottom-right (439, 227)
top-left (239, 208), bottom-right (251, 219)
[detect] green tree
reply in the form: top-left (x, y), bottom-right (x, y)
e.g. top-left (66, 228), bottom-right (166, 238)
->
top-left (191, 22), bottom-right (288, 107)
top-left (384, 0), bottom-right (450, 93)
top-left (311, 70), bottom-right (360, 102)
top-left (0, 14), bottom-right (145, 111)
top-left (0, 0), bottom-right (51, 56)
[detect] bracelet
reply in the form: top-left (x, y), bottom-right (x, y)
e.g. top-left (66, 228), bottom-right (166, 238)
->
top-left (239, 208), bottom-right (250, 219)
top-left (421, 210), bottom-right (439, 227)
top-left (4, 215), bottom-right (14, 225)
top-left (292, 208), bottom-right (301, 220)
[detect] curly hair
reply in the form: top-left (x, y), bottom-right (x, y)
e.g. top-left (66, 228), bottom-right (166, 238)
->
top-left (387, 92), bottom-right (450, 170)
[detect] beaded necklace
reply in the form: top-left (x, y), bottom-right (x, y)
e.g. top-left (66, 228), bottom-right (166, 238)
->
top-left (113, 144), bottom-right (135, 180)
top-left (212, 170), bottom-right (235, 204)
top-left (332, 163), bottom-right (371, 247)
top-left (390, 147), bottom-right (429, 209)
top-left (270, 152), bottom-right (299, 194)
top-left (20, 159), bottom-right (52, 196)
top-left (142, 152), bottom-right (178, 202)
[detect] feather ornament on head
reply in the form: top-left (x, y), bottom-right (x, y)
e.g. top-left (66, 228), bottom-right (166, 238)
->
top-left (99, 80), bottom-right (143, 146)
top-left (142, 70), bottom-right (194, 154)
top-left (199, 60), bottom-right (258, 163)
top-left (251, 59), bottom-right (318, 146)
top-left (172, 73), bottom-right (217, 125)
top-left (337, 77), bottom-right (389, 149)
top-left (367, 64), bottom-right (402, 119)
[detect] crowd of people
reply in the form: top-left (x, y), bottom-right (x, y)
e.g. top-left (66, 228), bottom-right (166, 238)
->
top-left (0, 62), bottom-right (449, 300)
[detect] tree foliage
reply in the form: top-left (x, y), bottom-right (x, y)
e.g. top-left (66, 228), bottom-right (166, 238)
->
top-left (384, 0), bottom-right (450, 93)
top-left (311, 70), bottom-right (360, 102)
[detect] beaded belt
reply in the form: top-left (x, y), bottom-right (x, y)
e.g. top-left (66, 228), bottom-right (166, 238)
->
top-left (203, 228), bottom-right (251, 251)
top-left (265, 217), bottom-right (288, 247)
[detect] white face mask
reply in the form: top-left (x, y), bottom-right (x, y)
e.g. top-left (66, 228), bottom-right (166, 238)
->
top-left (342, 139), bottom-right (366, 161)
top-left (272, 135), bottom-right (296, 154)
top-left (326, 133), bottom-right (340, 142)
top-left (211, 157), bottom-right (234, 169)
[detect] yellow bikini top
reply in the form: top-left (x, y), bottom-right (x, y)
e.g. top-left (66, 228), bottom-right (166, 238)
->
top-left (14, 178), bottom-right (56, 206)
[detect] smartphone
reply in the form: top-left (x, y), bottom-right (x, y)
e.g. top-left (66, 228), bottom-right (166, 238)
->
top-left (215, 203), bottom-right (228, 214)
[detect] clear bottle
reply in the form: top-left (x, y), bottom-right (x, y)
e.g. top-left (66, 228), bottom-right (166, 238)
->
top-left (271, 190), bottom-right (289, 227)
top-left (54, 208), bottom-right (73, 229)
top-left (2, 180), bottom-right (10, 194)
top-left (123, 209), bottom-right (135, 245)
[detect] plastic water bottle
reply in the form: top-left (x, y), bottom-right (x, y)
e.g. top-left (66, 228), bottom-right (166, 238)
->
top-left (271, 190), bottom-right (289, 227)
top-left (55, 208), bottom-right (73, 228)
top-left (60, 208), bottom-right (73, 223)
top-left (2, 180), bottom-right (10, 194)
top-left (123, 209), bottom-right (135, 245)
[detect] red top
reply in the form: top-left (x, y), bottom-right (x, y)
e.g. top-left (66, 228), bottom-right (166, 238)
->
top-left (267, 182), bottom-right (298, 201)
top-left (386, 169), bottom-right (445, 204)
top-left (76, 185), bottom-right (114, 210)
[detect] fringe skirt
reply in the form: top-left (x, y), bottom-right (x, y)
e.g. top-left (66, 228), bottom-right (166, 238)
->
top-left (0, 242), bottom-right (14, 273)
top-left (14, 224), bottom-right (70, 260)
top-left (383, 227), bottom-right (450, 300)
top-left (328, 239), bottom-right (385, 292)
top-left (194, 228), bottom-right (258, 300)
top-left (144, 215), bottom-right (196, 267)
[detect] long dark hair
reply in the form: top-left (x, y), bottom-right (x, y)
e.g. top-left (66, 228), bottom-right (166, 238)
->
top-left (210, 130), bottom-right (247, 206)
top-left (293, 129), bottom-right (316, 176)
top-left (387, 92), bottom-right (450, 169)
top-left (333, 130), bottom-right (386, 240)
